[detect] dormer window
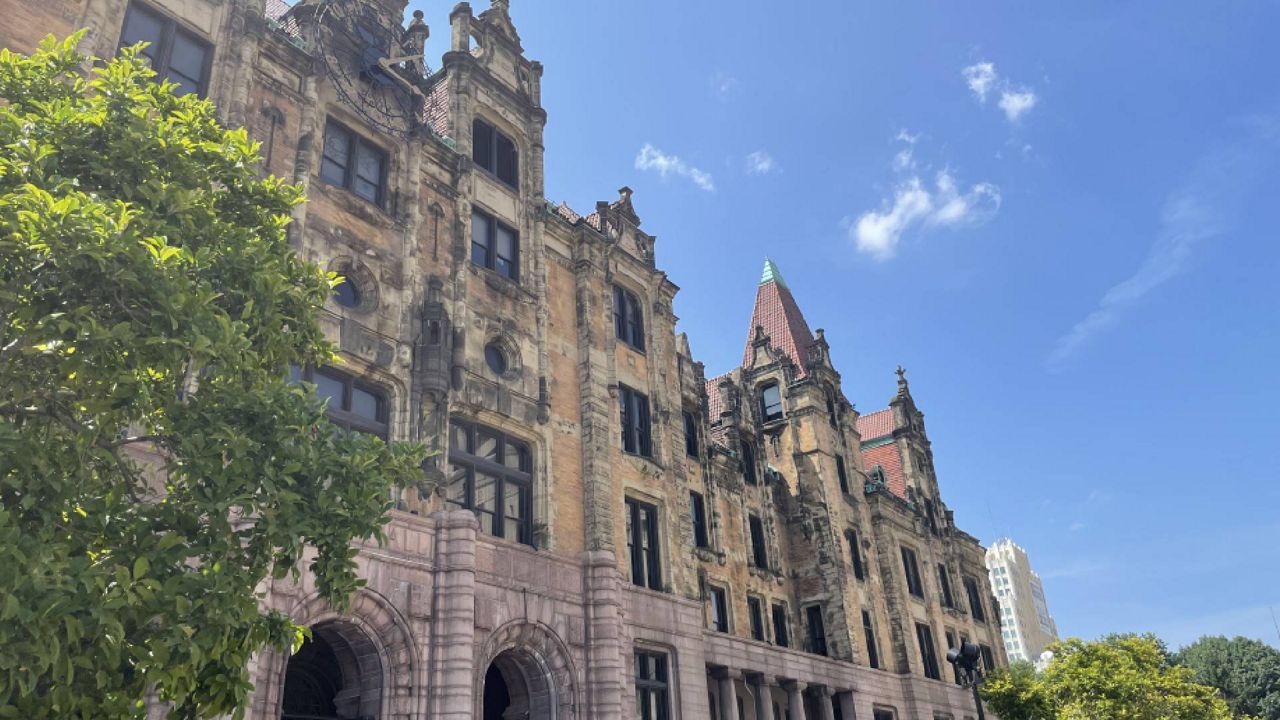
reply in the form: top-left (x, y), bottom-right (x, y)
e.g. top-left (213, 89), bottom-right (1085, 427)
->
top-left (759, 382), bottom-right (782, 423)
top-left (472, 117), bottom-right (518, 189)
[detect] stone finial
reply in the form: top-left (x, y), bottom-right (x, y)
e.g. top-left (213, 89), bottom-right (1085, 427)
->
top-left (492, 0), bottom-right (510, 14)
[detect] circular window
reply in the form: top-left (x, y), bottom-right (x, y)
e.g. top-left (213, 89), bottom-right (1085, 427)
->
top-left (485, 343), bottom-right (508, 375)
top-left (334, 278), bottom-right (361, 308)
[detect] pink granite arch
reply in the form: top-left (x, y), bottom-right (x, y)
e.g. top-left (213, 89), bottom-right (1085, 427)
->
top-left (475, 620), bottom-right (579, 720)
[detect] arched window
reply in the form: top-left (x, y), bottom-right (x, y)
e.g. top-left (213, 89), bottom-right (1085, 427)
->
top-left (741, 441), bottom-right (758, 486)
top-left (759, 382), bottom-right (782, 423)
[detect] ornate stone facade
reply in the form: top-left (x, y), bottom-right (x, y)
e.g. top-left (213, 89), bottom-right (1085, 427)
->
top-left (0, 1), bottom-right (1006, 718)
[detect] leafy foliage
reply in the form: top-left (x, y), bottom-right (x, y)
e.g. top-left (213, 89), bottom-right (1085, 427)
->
top-left (1175, 636), bottom-right (1280, 719)
top-left (981, 635), bottom-right (1237, 720)
top-left (0, 34), bottom-right (423, 718)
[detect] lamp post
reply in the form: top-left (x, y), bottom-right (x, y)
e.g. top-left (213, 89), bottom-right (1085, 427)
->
top-left (946, 641), bottom-right (986, 720)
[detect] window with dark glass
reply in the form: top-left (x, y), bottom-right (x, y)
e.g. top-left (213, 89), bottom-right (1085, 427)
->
top-left (847, 530), bottom-right (865, 581)
top-left (805, 605), bottom-right (828, 656)
top-left (945, 631), bottom-right (962, 684)
top-left (625, 497), bottom-right (661, 590)
top-left (836, 455), bottom-right (849, 493)
top-left (862, 610), bottom-right (880, 669)
top-left (683, 410), bottom-right (699, 458)
top-left (634, 650), bottom-right (670, 720)
top-left (938, 564), bottom-right (955, 608)
top-left (613, 285), bottom-right (645, 351)
top-left (873, 711), bottom-right (896, 720)
top-left (708, 586), bottom-right (728, 632)
top-left (333, 277), bottom-right (360, 308)
top-left (980, 645), bottom-right (996, 672)
top-left (901, 546), bottom-right (924, 597)
top-left (320, 120), bottom-right (387, 205)
top-left (915, 622), bottom-right (941, 680)
top-left (748, 597), bottom-right (765, 641)
top-left (446, 420), bottom-right (532, 545)
top-left (963, 576), bottom-right (986, 621)
top-left (771, 603), bottom-right (789, 648)
top-left (689, 491), bottom-right (709, 549)
top-left (470, 208), bottom-right (519, 281)
top-left (618, 385), bottom-right (652, 457)
top-left (826, 387), bottom-right (839, 427)
top-left (290, 365), bottom-right (388, 438)
top-left (120, 1), bottom-right (212, 97)
top-left (759, 382), bottom-right (783, 422)
top-left (741, 441), bottom-right (758, 485)
top-left (472, 117), bottom-right (518, 189)
top-left (749, 515), bottom-right (768, 570)
top-left (484, 343), bottom-right (507, 375)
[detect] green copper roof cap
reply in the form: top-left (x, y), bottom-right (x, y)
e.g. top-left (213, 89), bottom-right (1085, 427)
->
top-left (760, 257), bottom-right (788, 289)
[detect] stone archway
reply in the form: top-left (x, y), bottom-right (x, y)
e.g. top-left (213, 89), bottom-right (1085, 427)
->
top-left (475, 621), bottom-right (578, 720)
top-left (281, 620), bottom-right (382, 720)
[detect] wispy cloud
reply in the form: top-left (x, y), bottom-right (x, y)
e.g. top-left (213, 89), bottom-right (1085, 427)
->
top-left (635, 144), bottom-right (715, 192)
top-left (745, 150), bottom-right (777, 176)
top-left (709, 71), bottom-right (739, 100)
top-left (963, 60), bottom-right (1039, 124)
top-left (893, 129), bottom-right (919, 172)
top-left (1068, 521), bottom-right (1087, 532)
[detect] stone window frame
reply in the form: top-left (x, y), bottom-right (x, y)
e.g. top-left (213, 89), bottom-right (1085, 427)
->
top-left (770, 601), bottom-right (791, 648)
top-left (446, 418), bottom-right (535, 547)
top-left (118, 0), bottom-right (214, 98)
top-left (632, 646), bottom-right (672, 720)
top-left (319, 118), bottom-right (390, 207)
top-left (289, 364), bottom-right (390, 439)
top-left (739, 438), bottom-right (759, 486)
top-left (706, 582), bottom-right (730, 634)
top-left (746, 595), bottom-right (766, 642)
top-left (962, 575), bottom-right (987, 622)
top-left (845, 529), bottom-right (866, 582)
top-left (688, 490), bottom-right (710, 549)
top-left (471, 115), bottom-right (519, 190)
top-left (618, 384), bottom-right (653, 457)
top-left (873, 709), bottom-right (898, 720)
top-left (803, 603), bottom-right (829, 657)
top-left (747, 513), bottom-right (768, 570)
top-left (861, 608), bottom-right (881, 670)
top-left (480, 332), bottom-right (523, 382)
top-left (901, 544), bottom-right (925, 599)
top-left (470, 205), bottom-right (520, 283)
top-left (624, 494), bottom-right (663, 591)
top-left (757, 380), bottom-right (783, 423)
top-left (326, 257), bottom-right (379, 315)
top-left (612, 282), bottom-right (647, 352)
top-left (915, 621), bottom-right (942, 681)
top-left (682, 409), bottom-right (699, 458)
top-left (938, 563), bottom-right (957, 609)
top-left (835, 454), bottom-right (850, 494)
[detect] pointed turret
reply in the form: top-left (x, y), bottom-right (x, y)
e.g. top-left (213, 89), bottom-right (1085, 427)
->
top-left (741, 258), bottom-right (817, 377)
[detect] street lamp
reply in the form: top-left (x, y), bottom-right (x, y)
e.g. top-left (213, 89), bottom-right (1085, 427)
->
top-left (946, 641), bottom-right (986, 720)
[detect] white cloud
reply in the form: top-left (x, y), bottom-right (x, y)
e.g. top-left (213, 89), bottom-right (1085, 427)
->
top-left (962, 62), bottom-right (998, 102)
top-left (851, 170), bottom-right (1001, 260)
top-left (745, 150), bottom-right (776, 176)
top-left (999, 89), bottom-right (1039, 122)
top-left (1068, 521), bottom-right (1086, 532)
top-left (635, 144), bottom-right (715, 192)
top-left (709, 71), bottom-right (739, 100)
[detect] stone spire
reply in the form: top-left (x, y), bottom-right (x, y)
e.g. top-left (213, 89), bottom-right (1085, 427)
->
top-left (741, 258), bottom-right (816, 377)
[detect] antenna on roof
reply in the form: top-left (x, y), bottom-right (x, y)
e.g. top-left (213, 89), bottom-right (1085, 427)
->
top-left (1271, 606), bottom-right (1280, 646)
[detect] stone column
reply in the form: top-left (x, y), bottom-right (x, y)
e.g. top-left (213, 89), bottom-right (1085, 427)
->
top-left (750, 674), bottom-right (776, 720)
top-left (712, 667), bottom-right (741, 720)
top-left (812, 684), bottom-right (835, 720)
top-left (783, 680), bottom-right (805, 720)
top-left (428, 509), bottom-right (478, 720)
top-left (582, 550), bottom-right (625, 720)
top-left (836, 691), bottom-right (855, 720)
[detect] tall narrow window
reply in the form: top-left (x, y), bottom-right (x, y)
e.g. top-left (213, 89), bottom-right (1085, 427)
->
top-left (901, 546), bottom-right (924, 597)
top-left (847, 530), bottom-right (865, 581)
top-left (472, 117), bottom-right (518, 189)
top-left (771, 603), bottom-right (789, 648)
top-left (748, 515), bottom-right (768, 570)
top-left (862, 610), bottom-right (880, 669)
top-left (689, 491), bottom-right (709, 549)
top-left (836, 455), bottom-right (850, 493)
top-left (945, 631), bottom-right (962, 684)
top-left (471, 208), bottom-right (519, 281)
top-left (708, 586), bottom-right (728, 632)
top-left (613, 285), bottom-right (645, 351)
top-left (683, 410), bottom-right (699, 458)
top-left (938, 565), bottom-right (955, 608)
top-left (446, 420), bottom-right (533, 545)
top-left (619, 385), bottom-right (652, 457)
top-left (120, 1), bottom-right (212, 96)
top-left (320, 120), bottom-right (388, 205)
top-left (625, 497), bottom-right (662, 590)
top-left (826, 387), bottom-right (839, 427)
top-left (759, 382), bottom-right (783, 422)
top-left (634, 650), bottom-right (670, 720)
top-left (290, 365), bottom-right (389, 438)
top-left (805, 605), bottom-right (828, 657)
top-left (980, 645), bottom-right (996, 672)
top-left (741, 441), bottom-right (758, 485)
top-left (963, 577), bottom-right (986, 621)
top-left (747, 597), bottom-right (765, 641)
top-left (915, 622), bottom-right (940, 680)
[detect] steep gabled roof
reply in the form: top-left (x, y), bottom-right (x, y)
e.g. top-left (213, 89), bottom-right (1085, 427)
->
top-left (856, 408), bottom-right (896, 443)
top-left (741, 258), bottom-right (816, 378)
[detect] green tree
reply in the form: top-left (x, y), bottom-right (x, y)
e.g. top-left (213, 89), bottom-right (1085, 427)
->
top-left (982, 635), bottom-right (1236, 720)
top-left (1175, 636), bottom-right (1280, 719)
top-left (0, 34), bottom-right (423, 719)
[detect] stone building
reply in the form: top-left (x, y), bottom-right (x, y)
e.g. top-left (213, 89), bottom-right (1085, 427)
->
top-left (0, 0), bottom-right (1006, 718)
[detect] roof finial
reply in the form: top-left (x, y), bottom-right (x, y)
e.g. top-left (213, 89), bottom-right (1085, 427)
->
top-left (895, 365), bottom-right (909, 394)
top-left (760, 257), bottom-right (788, 289)
top-left (492, 0), bottom-right (509, 14)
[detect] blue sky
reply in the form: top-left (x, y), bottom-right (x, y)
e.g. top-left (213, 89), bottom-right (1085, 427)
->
top-left (415, 1), bottom-right (1280, 649)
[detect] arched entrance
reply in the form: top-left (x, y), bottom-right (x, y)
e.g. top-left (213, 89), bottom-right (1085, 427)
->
top-left (281, 621), bottom-right (383, 720)
top-left (482, 649), bottom-right (556, 720)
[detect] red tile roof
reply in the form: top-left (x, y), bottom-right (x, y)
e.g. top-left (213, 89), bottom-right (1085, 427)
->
top-left (863, 442), bottom-right (907, 499)
top-left (741, 259), bottom-right (815, 378)
top-left (423, 76), bottom-right (451, 138)
top-left (264, 0), bottom-right (300, 38)
top-left (704, 373), bottom-right (731, 447)
top-left (856, 408), bottom-right (895, 442)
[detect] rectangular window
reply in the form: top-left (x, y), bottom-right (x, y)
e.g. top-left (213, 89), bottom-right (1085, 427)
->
top-left (634, 650), bottom-right (670, 720)
top-left (748, 515), bottom-right (768, 570)
top-left (915, 622), bottom-right (941, 680)
top-left (625, 497), bottom-right (661, 590)
top-left (472, 117), bottom-right (519, 189)
top-left (771, 603), bottom-right (789, 648)
top-left (748, 597), bottom-right (765, 641)
top-left (805, 605), bottom-right (828, 657)
top-left (683, 410), bottom-right (699, 458)
top-left (613, 285), bottom-right (645, 351)
top-left (708, 586), bottom-right (728, 633)
top-left (290, 365), bottom-right (388, 438)
top-left (980, 645), bottom-right (996, 672)
top-left (446, 419), bottom-right (533, 545)
top-left (862, 610), bottom-right (880, 669)
top-left (689, 491), bottom-right (709, 549)
top-left (319, 120), bottom-right (387, 205)
top-left (120, 1), bottom-right (212, 97)
top-left (873, 711), bottom-right (896, 720)
top-left (740, 441), bottom-right (758, 485)
top-left (963, 576), bottom-right (986, 621)
top-left (847, 530), bottom-right (865, 581)
top-left (945, 631), bottom-right (962, 684)
top-left (759, 383), bottom-right (783, 422)
top-left (901, 547), bottom-right (924, 597)
top-left (618, 385), bottom-right (653, 457)
top-left (938, 564), bottom-right (955, 608)
top-left (470, 208), bottom-right (519, 281)
top-left (836, 455), bottom-right (849, 493)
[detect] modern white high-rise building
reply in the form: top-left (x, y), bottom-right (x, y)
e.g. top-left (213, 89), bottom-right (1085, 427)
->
top-left (986, 538), bottom-right (1059, 667)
